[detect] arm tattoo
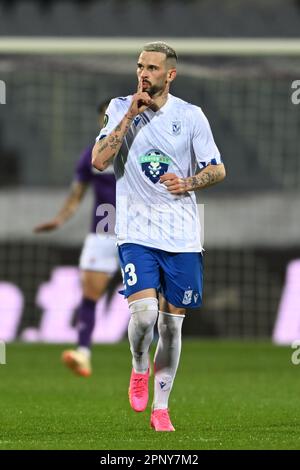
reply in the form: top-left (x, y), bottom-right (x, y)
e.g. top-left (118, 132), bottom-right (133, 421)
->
top-left (108, 135), bottom-right (122, 150)
top-left (184, 166), bottom-right (225, 191)
top-left (108, 117), bottom-right (132, 150)
top-left (96, 115), bottom-right (133, 167)
top-left (97, 142), bottom-right (108, 154)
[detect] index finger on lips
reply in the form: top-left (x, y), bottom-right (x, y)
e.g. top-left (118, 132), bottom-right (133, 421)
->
top-left (137, 77), bottom-right (143, 93)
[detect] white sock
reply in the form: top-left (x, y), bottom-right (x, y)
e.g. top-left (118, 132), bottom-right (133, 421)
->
top-left (77, 347), bottom-right (91, 359)
top-left (153, 311), bottom-right (185, 410)
top-left (128, 297), bottom-right (158, 373)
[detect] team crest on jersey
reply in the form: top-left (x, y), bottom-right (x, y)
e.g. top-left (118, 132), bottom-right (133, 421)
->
top-left (172, 121), bottom-right (181, 135)
top-left (139, 149), bottom-right (171, 184)
top-left (182, 289), bottom-right (193, 305)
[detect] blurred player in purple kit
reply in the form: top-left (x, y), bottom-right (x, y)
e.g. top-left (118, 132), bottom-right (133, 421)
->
top-left (34, 100), bottom-right (117, 376)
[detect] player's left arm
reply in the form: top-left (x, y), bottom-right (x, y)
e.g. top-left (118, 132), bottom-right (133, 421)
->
top-left (160, 162), bottom-right (226, 195)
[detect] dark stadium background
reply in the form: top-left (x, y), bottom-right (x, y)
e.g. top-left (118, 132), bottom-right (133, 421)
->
top-left (1, 0), bottom-right (300, 342)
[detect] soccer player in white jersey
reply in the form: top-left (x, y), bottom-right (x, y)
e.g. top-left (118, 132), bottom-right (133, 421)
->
top-left (92, 42), bottom-right (226, 431)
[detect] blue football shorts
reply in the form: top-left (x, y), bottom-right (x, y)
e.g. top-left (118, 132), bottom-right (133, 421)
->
top-left (118, 243), bottom-right (203, 308)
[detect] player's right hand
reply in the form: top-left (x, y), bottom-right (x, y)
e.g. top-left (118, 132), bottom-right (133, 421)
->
top-left (126, 78), bottom-right (154, 118)
top-left (33, 219), bottom-right (61, 233)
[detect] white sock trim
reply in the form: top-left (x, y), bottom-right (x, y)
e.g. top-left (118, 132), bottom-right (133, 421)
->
top-left (129, 297), bottom-right (158, 314)
top-left (159, 310), bottom-right (185, 319)
top-left (77, 347), bottom-right (91, 358)
top-left (129, 297), bottom-right (158, 307)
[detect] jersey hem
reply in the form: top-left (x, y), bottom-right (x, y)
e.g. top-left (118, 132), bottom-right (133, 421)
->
top-left (117, 239), bottom-right (203, 253)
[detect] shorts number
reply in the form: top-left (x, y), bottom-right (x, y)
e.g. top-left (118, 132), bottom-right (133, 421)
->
top-left (125, 263), bottom-right (138, 286)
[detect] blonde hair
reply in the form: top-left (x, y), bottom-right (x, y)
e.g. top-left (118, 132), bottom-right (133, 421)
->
top-left (142, 41), bottom-right (178, 64)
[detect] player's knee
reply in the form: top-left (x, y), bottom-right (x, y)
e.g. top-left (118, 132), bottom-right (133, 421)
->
top-left (82, 276), bottom-right (108, 301)
top-left (157, 321), bottom-right (168, 339)
top-left (158, 321), bottom-right (179, 339)
top-left (82, 285), bottom-right (100, 302)
top-left (158, 312), bottom-right (185, 339)
top-left (129, 297), bottom-right (158, 329)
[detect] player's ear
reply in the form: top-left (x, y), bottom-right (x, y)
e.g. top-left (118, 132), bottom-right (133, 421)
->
top-left (167, 68), bottom-right (177, 83)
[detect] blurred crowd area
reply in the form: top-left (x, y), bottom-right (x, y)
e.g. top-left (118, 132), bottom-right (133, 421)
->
top-left (1, 0), bottom-right (300, 37)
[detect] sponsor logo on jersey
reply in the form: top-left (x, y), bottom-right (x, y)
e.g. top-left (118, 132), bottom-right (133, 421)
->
top-left (193, 293), bottom-right (199, 303)
top-left (182, 289), bottom-right (193, 305)
top-left (139, 149), bottom-right (171, 184)
top-left (159, 381), bottom-right (167, 389)
top-left (172, 121), bottom-right (181, 135)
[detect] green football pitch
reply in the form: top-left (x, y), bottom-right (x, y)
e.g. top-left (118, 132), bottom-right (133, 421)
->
top-left (0, 341), bottom-right (300, 450)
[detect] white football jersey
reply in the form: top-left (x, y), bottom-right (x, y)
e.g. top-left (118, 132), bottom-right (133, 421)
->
top-left (97, 94), bottom-right (221, 252)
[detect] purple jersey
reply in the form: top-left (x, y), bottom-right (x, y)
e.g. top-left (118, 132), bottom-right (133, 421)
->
top-left (75, 144), bottom-right (116, 234)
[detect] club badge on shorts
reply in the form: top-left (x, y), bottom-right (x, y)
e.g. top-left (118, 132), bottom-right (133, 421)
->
top-left (182, 289), bottom-right (193, 305)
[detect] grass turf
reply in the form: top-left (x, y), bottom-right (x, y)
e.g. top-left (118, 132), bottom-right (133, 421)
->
top-left (0, 341), bottom-right (300, 450)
